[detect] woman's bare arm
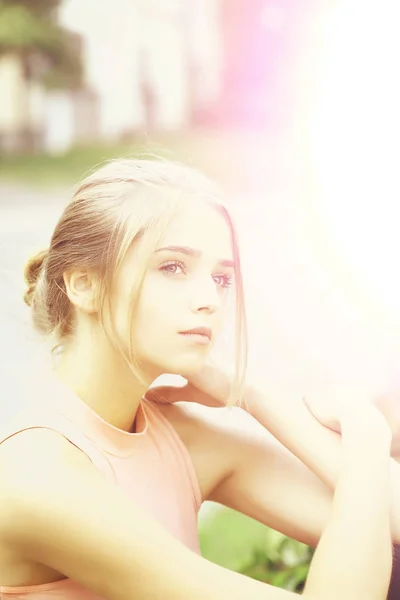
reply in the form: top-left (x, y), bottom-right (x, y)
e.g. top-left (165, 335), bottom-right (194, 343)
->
top-left (303, 404), bottom-right (392, 600)
top-left (0, 422), bottom-right (392, 600)
top-left (246, 382), bottom-right (400, 543)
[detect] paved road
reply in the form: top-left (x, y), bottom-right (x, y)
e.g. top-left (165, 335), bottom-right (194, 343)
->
top-left (2, 183), bottom-right (400, 419)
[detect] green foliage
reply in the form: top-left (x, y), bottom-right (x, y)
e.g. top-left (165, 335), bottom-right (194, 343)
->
top-left (238, 535), bottom-right (313, 592)
top-left (0, 0), bottom-right (82, 89)
top-left (0, 2), bottom-right (59, 55)
top-left (0, 0), bottom-right (61, 16)
top-left (200, 506), bottom-right (314, 592)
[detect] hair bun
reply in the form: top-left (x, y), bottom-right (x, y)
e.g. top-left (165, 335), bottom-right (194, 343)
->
top-left (23, 249), bottom-right (48, 306)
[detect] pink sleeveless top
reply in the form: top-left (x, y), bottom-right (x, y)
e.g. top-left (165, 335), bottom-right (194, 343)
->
top-left (0, 376), bottom-right (202, 599)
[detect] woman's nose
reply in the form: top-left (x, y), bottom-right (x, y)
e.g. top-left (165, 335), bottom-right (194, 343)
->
top-left (189, 278), bottom-right (221, 314)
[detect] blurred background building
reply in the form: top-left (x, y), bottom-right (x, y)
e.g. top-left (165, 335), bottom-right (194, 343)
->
top-left (0, 0), bottom-right (322, 154)
top-left (0, 0), bottom-right (222, 153)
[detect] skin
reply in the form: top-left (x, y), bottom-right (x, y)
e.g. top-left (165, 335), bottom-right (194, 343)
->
top-left (0, 200), bottom-right (393, 599)
top-left (56, 203), bottom-right (234, 431)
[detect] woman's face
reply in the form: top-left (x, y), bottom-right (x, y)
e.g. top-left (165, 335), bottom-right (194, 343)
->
top-left (113, 203), bottom-right (236, 379)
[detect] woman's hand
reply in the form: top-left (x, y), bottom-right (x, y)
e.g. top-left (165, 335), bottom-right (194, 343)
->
top-left (303, 393), bottom-right (344, 434)
top-left (145, 365), bottom-right (233, 408)
top-left (374, 389), bottom-right (400, 456)
top-left (304, 387), bottom-right (400, 453)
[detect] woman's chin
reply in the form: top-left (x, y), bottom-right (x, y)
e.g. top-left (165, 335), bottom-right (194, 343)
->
top-left (162, 359), bottom-right (206, 379)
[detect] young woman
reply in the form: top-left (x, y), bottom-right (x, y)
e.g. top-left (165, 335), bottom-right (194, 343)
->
top-left (0, 158), bottom-right (394, 600)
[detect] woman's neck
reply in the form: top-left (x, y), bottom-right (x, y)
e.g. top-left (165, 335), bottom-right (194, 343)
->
top-left (54, 337), bottom-right (149, 433)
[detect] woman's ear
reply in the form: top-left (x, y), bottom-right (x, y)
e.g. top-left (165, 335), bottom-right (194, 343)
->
top-left (63, 269), bottom-right (98, 314)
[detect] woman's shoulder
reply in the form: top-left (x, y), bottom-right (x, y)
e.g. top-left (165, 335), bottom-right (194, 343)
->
top-left (154, 401), bottom-right (236, 441)
top-left (0, 422), bottom-right (97, 564)
top-left (156, 400), bottom-right (256, 439)
top-left (0, 421), bottom-right (94, 496)
top-left (0, 393), bottom-right (97, 505)
top-left (153, 402), bottom-right (255, 469)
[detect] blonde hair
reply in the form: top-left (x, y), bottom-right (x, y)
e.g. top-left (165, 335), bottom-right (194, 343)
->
top-left (24, 158), bottom-right (247, 404)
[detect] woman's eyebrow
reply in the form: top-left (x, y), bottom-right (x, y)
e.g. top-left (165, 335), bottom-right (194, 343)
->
top-left (155, 246), bottom-right (234, 268)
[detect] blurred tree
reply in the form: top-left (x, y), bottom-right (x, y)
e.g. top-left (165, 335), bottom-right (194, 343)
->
top-left (0, 0), bottom-right (82, 89)
top-left (0, 0), bottom-right (60, 17)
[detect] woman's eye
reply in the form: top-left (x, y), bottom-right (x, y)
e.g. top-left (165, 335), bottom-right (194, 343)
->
top-left (160, 261), bottom-right (186, 275)
top-left (213, 273), bottom-right (234, 289)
